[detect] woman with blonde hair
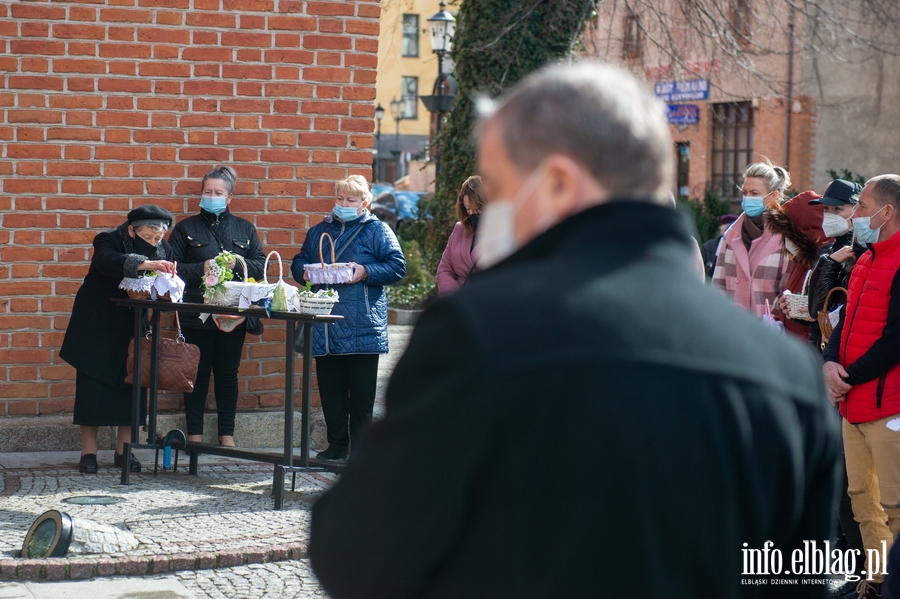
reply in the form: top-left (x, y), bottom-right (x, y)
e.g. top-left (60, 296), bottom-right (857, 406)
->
top-left (436, 176), bottom-right (486, 296)
top-left (291, 174), bottom-right (406, 460)
top-left (712, 162), bottom-right (793, 321)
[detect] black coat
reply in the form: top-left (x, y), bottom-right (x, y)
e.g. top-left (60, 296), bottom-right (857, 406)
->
top-left (168, 208), bottom-right (265, 329)
top-left (60, 224), bottom-right (170, 386)
top-left (309, 201), bottom-right (839, 599)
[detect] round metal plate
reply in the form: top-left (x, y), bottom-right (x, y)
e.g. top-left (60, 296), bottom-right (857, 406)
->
top-left (62, 495), bottom-right (125, 506)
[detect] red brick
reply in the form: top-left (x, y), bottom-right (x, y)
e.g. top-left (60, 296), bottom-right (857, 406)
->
top-left (265, 82), bottom-right (313, 97)
top-left (346, 20), bottom-right (379, 36)
top-left (8, 144), bottom-right (62, 159)
top-left (268, 16), bottom-right (316, 30)
top-left (306, 2), bottom-right (353, 16)
top-left (21, 57), bottom-right (50, 72)
top-left (46, 162), bottom-right (101, 176)
top-left (345, 53), bottom-right (377, 69)
top-left (104, 163), bottom-right (131, 177)
top-left (98, 78), bottom-right (152, 93)
top-left (185, 13), bottom-right (235, 27)
top-left (69, 6), bottom-right (97, 20)
top-left (9, 76), bottom-right (65, 91)
top-left (179, 147), bottom-right (231, 161)
top-left (271, 131), bottom-right (297, 146)
top-left (16, 126), bottom-right (45, 140)
top-left (95, 146), bottom-right (147, 160)
top-left (192, 98), bottom-right (219, 112)
top-left (181, 114), bottom-right (232, 128)
top-left (234, 148), bottom-right (259, 161)
top-left (40, 399), bottom-right (75, 414)
top-left (315, 85), bottom-right (340, 99)
top-left (104, 129), bottom-right (132, 143)
top-left (138, 28), bottom-right (190, 44)
top-left (260, 149), bottom-right (308, 163)
top-left (12, 4), bottom-right (67, 19)
top-left (237, 82), bottom-right (263, 96)
top-left (223, 64), bottom-right (272, 79)
top-left (233, 115), bottom-right (260, 129)
top-left (303, 35), bottom-right (352, 50)
top-left (97, 112), bottom-right (148, 127)
top-left (240, 14), bottom-right (265, 29)
top-left (274, 34), bottom-right (300, 48)
top-left (358, 4), bottom-right (380, 18)
top-left (133, 163), bottom-right (185, 177)
top-left (68, 42), bottom-right (98, 56)
top-left (301, 101), bottom-right (349, 115)
top-left (223, 0), bottom-right (273, 10)
top-left (221, 99), bottom-right (270, 113)
top-left (340, 150), bottom-right (372, 164)
top-left (99, 43), bottom-right (151, 59)
top-left (52, 59), bottom-right (107, 74)
top-left (319, 18), bottom-right (344, 33)
top-left (264, 49), bottom-right (314, 64)
top-left (139, 61), bottom-right (191, 77)
top-left (222, 32), bottom-right (272, 47)
top-left (7, 399), bottom-right (40, 412)
top-left (139, 0), bottom-right (190, 8)
top-left (53, 24), bottom-right (106, 40)
top-left (92, 180), bottom-right (142, 194)
top-left (218, 131), bottom-right (268, 145)
top-left (19, 22), bottom-right (50, 37)
top-left (355, 39), bottom-right (378, 54)
top-left (316, 51), bottom-right (342, 66)
top-left (108, 26), bottom-right (136, 41)
top-left (182, 46), bottom-right (233, 62)
top-left (155, 80), bottom-right (182, 94)
top-left (302, 67), bottom-right (349, 83)
top-left (263, 115), bottom-right (310, 129)
top-left (298, 132), bottom-right (346, 147)
top-left (101, 8), bottom-right (153, 22)
top-left (61, 180), bottom-right (90, 194)
top-left (11, 40), bottom-right (65, 57)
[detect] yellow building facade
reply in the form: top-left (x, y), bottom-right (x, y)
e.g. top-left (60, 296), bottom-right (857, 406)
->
top-left (374, 0), bottom-right (448, 185)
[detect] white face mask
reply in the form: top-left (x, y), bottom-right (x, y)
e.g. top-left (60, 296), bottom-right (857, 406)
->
top-left (475, 164), bottom-right (552, 269)
top-left (821, 212), bottom-right (851, 238)
top-left (784, 239), bottom-right (800, 256)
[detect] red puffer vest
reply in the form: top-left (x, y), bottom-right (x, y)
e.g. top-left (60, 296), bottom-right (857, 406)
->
top-left (840, 231), bottom-right (900, 423)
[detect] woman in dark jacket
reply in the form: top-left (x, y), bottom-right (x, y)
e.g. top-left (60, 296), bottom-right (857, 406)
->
top-left (168, 166), bottom-right (265, 447)
top-left (291, 175), bottom-right (406, 460)
top-left (60, 205), bottom-right (175, 474)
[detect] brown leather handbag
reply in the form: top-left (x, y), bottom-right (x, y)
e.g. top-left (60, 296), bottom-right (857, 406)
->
top-left (124, 312), bottom-right (201, 393)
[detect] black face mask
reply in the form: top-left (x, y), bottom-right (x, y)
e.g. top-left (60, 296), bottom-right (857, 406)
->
top-left (132, 235), bottom-right (158, 258)
top-left (468, 213), bottom-right (480, 229)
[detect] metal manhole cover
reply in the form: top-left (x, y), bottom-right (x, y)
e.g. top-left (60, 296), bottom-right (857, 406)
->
top-left (62, 495), bottom-right (125, 506)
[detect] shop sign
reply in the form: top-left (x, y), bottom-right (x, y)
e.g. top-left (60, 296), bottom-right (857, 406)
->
top-left (667, 104), bottom-right (700, 125)
top-left (655, 79), bottom-right (709, 102)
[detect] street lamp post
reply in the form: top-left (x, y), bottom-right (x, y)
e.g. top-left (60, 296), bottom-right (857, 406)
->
top-left (390, 97), bottom-right (403, 181)
top-left (374, 103), bottom-right (384, 182)
top-left (419, 2), bottom-right (456, 177)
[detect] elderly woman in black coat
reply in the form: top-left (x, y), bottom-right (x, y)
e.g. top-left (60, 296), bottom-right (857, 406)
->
top-left (60, 205), bottom-right (176, 474)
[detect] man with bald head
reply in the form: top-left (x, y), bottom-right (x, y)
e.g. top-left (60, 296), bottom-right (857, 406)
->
top-left (309, 62), bottom-right (839, 599)
top-left (824, 175), bottom-right (900, 598)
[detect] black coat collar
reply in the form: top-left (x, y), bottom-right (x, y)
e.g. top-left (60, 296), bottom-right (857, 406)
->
top-left (494, 199), bottom-right (696, 270)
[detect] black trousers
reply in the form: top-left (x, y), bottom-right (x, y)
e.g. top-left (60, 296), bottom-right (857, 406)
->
top-left (315, 354), bottom-right (379, 453)
top-left (182, 326), bottom-right (247, 437)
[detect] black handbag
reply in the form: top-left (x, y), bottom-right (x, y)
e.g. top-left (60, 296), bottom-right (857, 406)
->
top-left (246, 317), bottom-right (264, 336)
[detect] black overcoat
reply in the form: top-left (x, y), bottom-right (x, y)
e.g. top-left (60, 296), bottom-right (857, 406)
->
top-left (309, 200), bottom-right (841, 599)
top-left (60, 223), bottom-right (170, 386)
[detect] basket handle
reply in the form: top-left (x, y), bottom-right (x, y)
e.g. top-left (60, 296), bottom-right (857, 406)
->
top-left (263, 250), bottom-right (284, 284)
top-left (231, 253), bottom-right (248, 280)
top-left (823, 286), bottom-right (847, 309)
top-left (801, 269), bottom-right (813, 295)
top-left (318, 233), bottom-right (336, 265)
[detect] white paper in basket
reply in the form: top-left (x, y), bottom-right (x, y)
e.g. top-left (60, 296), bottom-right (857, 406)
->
top-left (150, 272), bottom-right (186, 302)
top-left (238, 283), bottom-right (276, 310)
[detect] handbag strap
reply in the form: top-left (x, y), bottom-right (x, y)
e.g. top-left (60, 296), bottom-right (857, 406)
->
top-left (334, 222), bottom-right (370, 261)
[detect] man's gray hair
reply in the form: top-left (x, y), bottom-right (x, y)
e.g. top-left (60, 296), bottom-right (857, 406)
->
top-left (482, 61), bottom-right (674, 202)
top-left (865, 174), bottom-right (900, 210)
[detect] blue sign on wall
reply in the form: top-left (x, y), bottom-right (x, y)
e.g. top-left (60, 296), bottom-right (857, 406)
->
top-left (667, 104), bottom-right (700, 125)
top-left (655, 79), bottom-right (709, 102)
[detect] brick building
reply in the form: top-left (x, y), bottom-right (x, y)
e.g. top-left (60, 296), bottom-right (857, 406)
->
top-left (0, 0), bottom-right (379, 428)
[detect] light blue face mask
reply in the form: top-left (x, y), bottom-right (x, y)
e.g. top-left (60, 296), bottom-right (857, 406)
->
top-left (333, 204), bottom-right (361, 221)
top-left (200, 195), bottom-right (228, 215)
top-left (852, 205), bottom-right (886, 245)
top-left (741, 196), bottom-right (766, 218)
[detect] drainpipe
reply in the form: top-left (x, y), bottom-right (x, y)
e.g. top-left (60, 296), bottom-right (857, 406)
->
top-left (784, 3), bottom-right (795, 169)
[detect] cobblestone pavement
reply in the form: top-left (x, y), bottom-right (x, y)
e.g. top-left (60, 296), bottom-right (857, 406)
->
top-left (0, 325), bottom-right (414, 597)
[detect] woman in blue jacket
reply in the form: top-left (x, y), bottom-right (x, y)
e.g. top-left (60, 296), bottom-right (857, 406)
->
top-left (291, 175), bottom-right (406, 460)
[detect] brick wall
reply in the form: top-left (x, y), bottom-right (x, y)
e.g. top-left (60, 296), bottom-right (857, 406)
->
top-left (0, 0), bottom-right (380, 416)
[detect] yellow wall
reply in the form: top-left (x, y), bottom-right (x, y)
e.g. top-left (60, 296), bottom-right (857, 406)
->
top-left (376, 0), bottom-right (444, 138)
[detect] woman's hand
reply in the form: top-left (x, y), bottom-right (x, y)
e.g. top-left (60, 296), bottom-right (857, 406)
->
top-left (778, 292), bottom-right (814, 321)
top-left (830, 246), bottom-right (855, 264)
top-left (139, 260), bottom-right (175, 274)
top-left (348, 263), bottom-right (368, 284)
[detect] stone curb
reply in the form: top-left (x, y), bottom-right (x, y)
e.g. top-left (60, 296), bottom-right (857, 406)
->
top-left (0, 542), bottom-right (308, 582)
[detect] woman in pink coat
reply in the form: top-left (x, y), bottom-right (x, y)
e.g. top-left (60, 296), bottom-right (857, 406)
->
top-left (436, 176), bottom-right (486, 296)
top-left (712, 162), bottom-right (794, 320)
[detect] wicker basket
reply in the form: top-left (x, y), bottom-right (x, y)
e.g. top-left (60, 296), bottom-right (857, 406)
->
top-left (303, 233), bottom-right (354, 285)
top-left (205, 254), bottom-right (254, 307)
top-left (784, 270), bottom-right (812, 320)
top-left (120, 276), bottom-right (154, 300)
top-left (295, 296), bottom-right (336, 315)
top-left (818, 287), bottom-right (847, 339)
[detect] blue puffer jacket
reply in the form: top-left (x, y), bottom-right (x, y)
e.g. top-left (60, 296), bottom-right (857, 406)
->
top-left (291, 211), bottom-right (406, 356)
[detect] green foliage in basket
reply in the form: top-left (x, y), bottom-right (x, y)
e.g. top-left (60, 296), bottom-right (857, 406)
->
top-left (299, 281), bottom-right (339, 301)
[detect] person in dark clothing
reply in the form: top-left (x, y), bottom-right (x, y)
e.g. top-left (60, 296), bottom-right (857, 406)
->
top-left (823, 175), bottom-right (900, 599)
top-left (700, 213), bottom-right (737, 279)
top-left (60, 205), bottom-right (175, 474)
top-left (807, 180), bottom-right (865, 351)
top-left (168, 166), bottom-right (265, 447)
top-left (309, 62), bottom-right (840, 599)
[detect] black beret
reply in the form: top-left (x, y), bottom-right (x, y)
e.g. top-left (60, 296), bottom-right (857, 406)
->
top-left (128, 204), bottom-right (174, 228)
